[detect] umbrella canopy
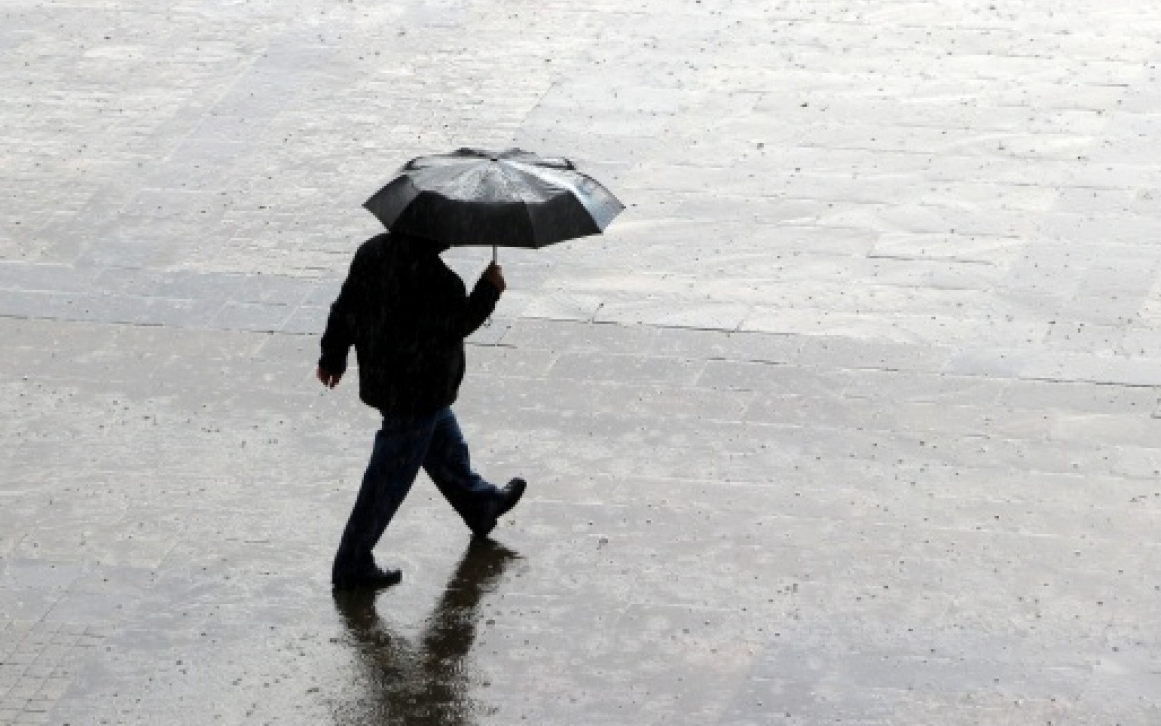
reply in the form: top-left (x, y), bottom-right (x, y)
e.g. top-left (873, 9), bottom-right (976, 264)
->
top-left (364, 148), bottom-right (624, 250)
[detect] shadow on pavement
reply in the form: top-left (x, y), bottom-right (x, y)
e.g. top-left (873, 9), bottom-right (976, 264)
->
top-left (330, 538), bottom-right (521, 725)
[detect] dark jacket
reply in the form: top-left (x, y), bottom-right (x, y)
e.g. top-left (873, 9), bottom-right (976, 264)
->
top-left (319, 233), bottom-right (500, 416)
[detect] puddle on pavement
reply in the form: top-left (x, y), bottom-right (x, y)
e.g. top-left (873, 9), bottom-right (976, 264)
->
top-left (329, 538), bottom-right (520, 724)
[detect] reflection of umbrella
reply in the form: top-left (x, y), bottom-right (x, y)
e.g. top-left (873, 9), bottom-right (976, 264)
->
top-left (363, 148), bottom-right (624, 258)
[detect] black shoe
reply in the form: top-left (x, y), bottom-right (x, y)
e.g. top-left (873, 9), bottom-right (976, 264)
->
top-left (332, 566), bottom-right (402, 591)
top-left (472, 478), bottom-right (527, 538)
top-left (496, 477), bottom-right (527, 519)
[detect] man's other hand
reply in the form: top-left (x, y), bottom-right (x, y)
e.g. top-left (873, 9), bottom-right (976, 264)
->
top-left (483, 262), bottom-right (506, 294)
top-left (317, 366), bottom-right (342, 389)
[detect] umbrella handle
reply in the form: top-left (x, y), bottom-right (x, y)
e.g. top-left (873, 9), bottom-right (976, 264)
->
top-left (483, 245), bottom-right (500, 330)
top-left (483, 245), bottom-right (497, 329)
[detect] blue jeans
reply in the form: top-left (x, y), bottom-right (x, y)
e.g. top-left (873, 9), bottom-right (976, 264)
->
top-left (332, 407), bottom-right (502, 581)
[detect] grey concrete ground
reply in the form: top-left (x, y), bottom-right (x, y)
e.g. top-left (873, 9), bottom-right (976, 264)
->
top-left (3, 0), bottom-right (1161, 723)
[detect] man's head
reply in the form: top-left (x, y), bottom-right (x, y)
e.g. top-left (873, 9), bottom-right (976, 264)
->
top-left (393, 230), bottom-right (450, 254)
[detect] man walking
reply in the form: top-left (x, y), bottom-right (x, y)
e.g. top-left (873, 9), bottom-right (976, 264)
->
top-left (317, 230), bottom-right (526, 590)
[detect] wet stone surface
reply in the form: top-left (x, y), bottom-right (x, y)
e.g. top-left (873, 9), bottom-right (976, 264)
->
top-left (4, 0), bottom-right (1161, 724)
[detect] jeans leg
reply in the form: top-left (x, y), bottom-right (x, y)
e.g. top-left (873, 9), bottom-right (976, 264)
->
top-left (332, 414), bottom-right (437, 582)
top-left (422, 408), bottom-right (501, 531)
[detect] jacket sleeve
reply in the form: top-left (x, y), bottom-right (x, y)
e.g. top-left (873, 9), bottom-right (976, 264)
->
top-left (426, 257), bottom-right (500, 340)
top-left (461, 276), bottom-right (501, 337)
top-left (318, 246), bottom-right (370, 375)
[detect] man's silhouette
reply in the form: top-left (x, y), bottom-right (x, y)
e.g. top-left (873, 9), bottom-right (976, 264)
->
top-left (318, 231), bottom-right (525, 590)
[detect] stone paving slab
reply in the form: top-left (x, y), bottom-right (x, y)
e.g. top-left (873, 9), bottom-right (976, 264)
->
top-left (4, 0), bottom-right (1161, 723)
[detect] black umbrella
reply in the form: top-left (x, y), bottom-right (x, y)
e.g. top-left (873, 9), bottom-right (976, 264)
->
top-left (364, 148), bottom-right (624, 259)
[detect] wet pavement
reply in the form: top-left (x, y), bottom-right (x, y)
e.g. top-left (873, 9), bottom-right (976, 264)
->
top-left (3, 0), bottom-right (1161, 723)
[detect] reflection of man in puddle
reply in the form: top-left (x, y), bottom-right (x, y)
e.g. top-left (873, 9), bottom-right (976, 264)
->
top-left (331, 538), bottom-right (520, 724)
